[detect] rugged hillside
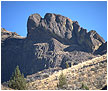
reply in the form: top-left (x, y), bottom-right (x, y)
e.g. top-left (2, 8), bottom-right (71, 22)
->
top-left (1, 13), bottom-right (107, 82)
top-left (27, 54), bottom-right (107, 90)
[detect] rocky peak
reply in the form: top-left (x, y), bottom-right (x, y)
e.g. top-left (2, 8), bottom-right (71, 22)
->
top-left (27, 13), bottom-right (105, 52)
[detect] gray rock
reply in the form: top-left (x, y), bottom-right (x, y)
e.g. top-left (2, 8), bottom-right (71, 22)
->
top-left (94, 42), bottom-right (107, 55)
top-left (1, 13), bottom-right (106, 82)
top-left (27, 13), bottom-right (105, 52)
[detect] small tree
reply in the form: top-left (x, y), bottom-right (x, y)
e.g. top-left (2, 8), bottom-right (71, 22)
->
top-left (57, 72), bottom-right (67, 89)
top-left (8, 65), bottom-right (27, 90)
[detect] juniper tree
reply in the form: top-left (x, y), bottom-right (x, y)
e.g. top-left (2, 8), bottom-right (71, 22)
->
top-left (8, 65), bottom-right (27, 90)
top-left (57, 72), bottom-right (67, 89)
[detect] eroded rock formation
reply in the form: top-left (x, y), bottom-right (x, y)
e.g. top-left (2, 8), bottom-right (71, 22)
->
top-left (1, 13), bottom-right (106, 82)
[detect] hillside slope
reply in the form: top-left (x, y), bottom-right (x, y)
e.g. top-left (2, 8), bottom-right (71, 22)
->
top-left (27, 54), bottom-right (107, 90)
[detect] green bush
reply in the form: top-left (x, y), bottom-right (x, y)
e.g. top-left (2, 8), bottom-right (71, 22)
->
top-left (57, 72), bottom-right (67, 89)
top-left (8, 65), bottom-right (27, 90)
top-left (81, 83), bottom-right (89, 90)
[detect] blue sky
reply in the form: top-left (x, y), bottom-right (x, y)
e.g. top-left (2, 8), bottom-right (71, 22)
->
top-left (1, 1), bottom-right (107, 41)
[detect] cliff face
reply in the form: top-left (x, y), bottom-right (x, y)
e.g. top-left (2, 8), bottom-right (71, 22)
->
top-left (27, 13), bottom-right (105, 52)
top-left (1, 28), bottom-right (25, 82)
top-left (1, 13), bottom-right (106, 82)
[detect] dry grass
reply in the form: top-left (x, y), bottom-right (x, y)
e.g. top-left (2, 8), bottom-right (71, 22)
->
top-left (27, 54), bottom-right (107, 90)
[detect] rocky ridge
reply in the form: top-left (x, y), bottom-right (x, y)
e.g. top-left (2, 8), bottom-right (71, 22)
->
top-left (27, 13), bottom-right (105, 52)
top-left (1, 13), bottom-right (107, 83)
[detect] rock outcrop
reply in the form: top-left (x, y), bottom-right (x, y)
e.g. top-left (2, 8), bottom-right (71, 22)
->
top-left (1, 13), bottom-right (106, 82)
top-left (94, 42), bottom-right (107, 55)
top-left (27, 13), bottom-right (105, 52)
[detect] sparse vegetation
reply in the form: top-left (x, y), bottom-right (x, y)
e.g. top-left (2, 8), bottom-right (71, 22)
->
top-left (66, 62), bottom-right (69, 68)
top-left (57, 72), bottom-right (67, 89)
top-left (8, 65), bottom-right (27, 90)
top-left (81, 83), bottom-right (89, 90)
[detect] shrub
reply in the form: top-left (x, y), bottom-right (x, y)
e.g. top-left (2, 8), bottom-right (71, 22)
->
top-left (8, 65), bottom-right (27, 90)
top-left (57, 72), bottom-right (67, 89)
top-left (81, 83), bottom-right (89, 90)
top-left (66, 62), bottom-right (69, 68)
